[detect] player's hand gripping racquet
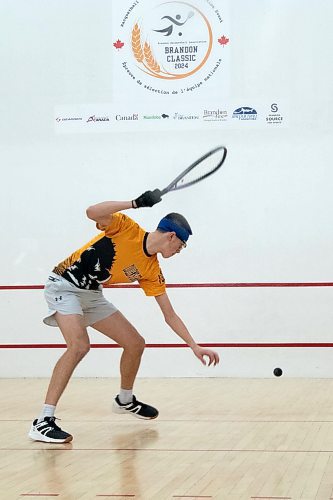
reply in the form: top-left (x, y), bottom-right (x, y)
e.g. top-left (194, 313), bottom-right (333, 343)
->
top-left (133, 145), bottom-right (228, 208)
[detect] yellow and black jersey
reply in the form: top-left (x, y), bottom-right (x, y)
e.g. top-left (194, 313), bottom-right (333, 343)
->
top-left (53, 213), bottom-right (166, 296)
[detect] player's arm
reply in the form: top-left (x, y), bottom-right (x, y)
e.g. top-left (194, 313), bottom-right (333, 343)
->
top-left (86, 201), bottom-right (132, 226)
top-left (154, 292), bottom-right (219, 366)
top-left (86, 189), bottom-right (162, 226)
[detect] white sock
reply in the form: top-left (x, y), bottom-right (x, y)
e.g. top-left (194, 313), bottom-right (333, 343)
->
top-left (118, 389), bottom-right (133, 404)
top-left (38, 404), bottom-right (56, 422)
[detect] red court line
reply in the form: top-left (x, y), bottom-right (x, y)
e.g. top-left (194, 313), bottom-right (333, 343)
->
top-left (20, 495), bottom-right (59, 498)
top-left (1, 342), bottom-right (333, 349)
top-left (1, 282), bottom-right (333, 290)
top-left (5, 448), bottom-right (333, 453)
top-left (2, 418), bottom-right (333, 423)
top-left (251, 497), bottom-right (292, 500)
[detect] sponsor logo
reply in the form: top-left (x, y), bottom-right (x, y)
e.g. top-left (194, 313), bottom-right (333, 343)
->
top-left (143, 113), bottom-right (170, 120)
top-left (115, 113), bottom-right (139, 121)
top-left (266, 103), bottom-right (283, 125)
top-left (56, 117), bottom-right (82, 122)
top-left (232, 107), bottom-right (257, 120)
top-left (86, 115), bottom-right (110, 122)
top-left (173, 112), bottom-right (199, 120)
top-left (203, 108), bottom-right (227, 121)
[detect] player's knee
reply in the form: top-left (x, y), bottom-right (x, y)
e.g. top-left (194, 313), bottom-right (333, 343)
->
top-left (78, 343), bottom-right (91, 358)
top-left (130, 332), bottom-right (146, 355)
top-left (68, 342), bottom-right (90, 360)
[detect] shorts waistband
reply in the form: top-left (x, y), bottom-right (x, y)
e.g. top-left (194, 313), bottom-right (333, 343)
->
top-left (48, 271), bottom-right (102, 291)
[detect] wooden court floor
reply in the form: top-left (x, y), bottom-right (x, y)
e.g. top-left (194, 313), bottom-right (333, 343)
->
top-left (2, 378), bottom-right (333, 500)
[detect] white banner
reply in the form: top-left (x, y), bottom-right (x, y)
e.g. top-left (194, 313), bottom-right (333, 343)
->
top-left (54, 0), bottom-right (287, 133)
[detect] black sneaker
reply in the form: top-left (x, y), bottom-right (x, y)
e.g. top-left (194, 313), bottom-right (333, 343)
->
top-left (112, 395), bottom-right (159, 420)
top-left (28, 417), bottom-right (73, 443)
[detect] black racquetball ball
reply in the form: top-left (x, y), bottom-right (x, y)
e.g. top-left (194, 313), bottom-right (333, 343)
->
top-left (273, 367), bottom-right (283, 377)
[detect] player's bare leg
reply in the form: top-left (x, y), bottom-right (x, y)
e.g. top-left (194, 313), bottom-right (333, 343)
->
top-left (29, 313), bottom-right (89, 443)
top-left (45, 313), bottom-right (90, 404)
top-left (92, 311), bottom-right (158, 419)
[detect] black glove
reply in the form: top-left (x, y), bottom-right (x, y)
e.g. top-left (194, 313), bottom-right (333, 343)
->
top-left (133, 189), bottom-right (162, 208)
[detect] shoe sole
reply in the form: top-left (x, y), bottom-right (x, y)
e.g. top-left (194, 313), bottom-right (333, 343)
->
top-left (28, 429), bottom-right (73, 444)
top-left (112, 404), bottom-right (159, 420)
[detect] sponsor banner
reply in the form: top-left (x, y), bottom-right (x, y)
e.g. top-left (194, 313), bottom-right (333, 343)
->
top-left (54, 2), bottom-right (288, 133)
top-left (54, 101), bottom-right (287, 133)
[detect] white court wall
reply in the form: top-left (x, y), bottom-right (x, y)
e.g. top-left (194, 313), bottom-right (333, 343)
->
top-left (0, 0), bottom-right (332, 377)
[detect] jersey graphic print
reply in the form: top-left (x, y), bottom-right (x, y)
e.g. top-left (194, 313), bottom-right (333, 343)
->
top-left (123, 264), bottom-right (142, 282)
top-left (58, 237), bottom-right (116, 290)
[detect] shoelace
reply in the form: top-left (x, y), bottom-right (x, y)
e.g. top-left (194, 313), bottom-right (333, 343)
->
top-left (45, 416), bottom-right (63, 431)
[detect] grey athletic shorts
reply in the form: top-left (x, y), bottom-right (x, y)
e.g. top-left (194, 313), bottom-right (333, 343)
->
top-left (43, 273), bottom-right (118, 327)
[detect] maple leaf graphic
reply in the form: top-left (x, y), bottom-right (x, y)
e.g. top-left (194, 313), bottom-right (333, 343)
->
top-left (218, 35), bottom-right (229, 47)
top-left (113, 39), bottom-right (124, 50)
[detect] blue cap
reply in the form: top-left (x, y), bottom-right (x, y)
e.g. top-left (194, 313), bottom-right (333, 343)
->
top-left (157, 216), bottom-right (192, 242)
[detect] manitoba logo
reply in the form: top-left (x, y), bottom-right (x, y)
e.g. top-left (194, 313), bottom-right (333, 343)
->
top-left (143, 113), bottom-right (169, 119)
top-left (130, 2), bottom-right (213, 80)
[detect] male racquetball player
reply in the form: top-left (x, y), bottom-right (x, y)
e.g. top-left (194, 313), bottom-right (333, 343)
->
top-left (29, 190), bottom-right (219, 443)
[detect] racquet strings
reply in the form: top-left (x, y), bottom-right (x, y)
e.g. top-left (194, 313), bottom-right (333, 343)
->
top-left (174, 147), bottom-right (226, 190)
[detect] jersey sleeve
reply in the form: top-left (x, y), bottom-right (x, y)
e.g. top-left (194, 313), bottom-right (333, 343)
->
top-left (139, 269), bottom-right (166, 297)
top-left (97, 213), bottom-right (135, 236)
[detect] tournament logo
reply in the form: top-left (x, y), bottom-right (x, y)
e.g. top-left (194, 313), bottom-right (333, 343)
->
top-left (114, 0), bottom-right (229, 95)
top-left (232, 107), bottom-right (257, 120)
top-left (130, 3), bottom-right (212, 80)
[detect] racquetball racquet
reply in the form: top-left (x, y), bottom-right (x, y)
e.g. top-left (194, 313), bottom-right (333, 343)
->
top-left (160, 145), bottom-right (227, 195)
